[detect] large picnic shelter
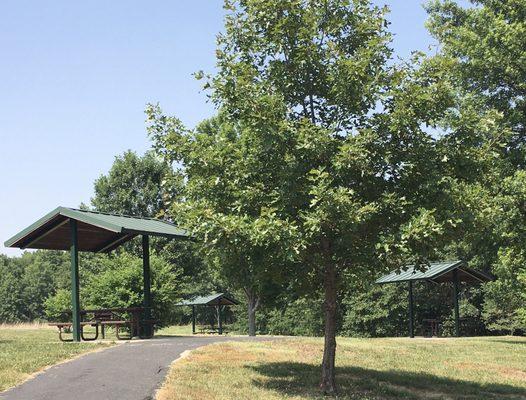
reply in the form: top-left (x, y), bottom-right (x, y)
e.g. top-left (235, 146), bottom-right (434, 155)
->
top-left (376, 260), bottom-right (493, 337)
top-left (4, 206), bottom-right (188, 341)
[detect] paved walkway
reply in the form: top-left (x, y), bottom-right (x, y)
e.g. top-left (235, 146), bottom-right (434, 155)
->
top-left (1, 336), bottom-right (267, 400)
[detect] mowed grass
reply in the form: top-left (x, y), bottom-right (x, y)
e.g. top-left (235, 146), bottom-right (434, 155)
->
top-left (157, 324), bottom-right (240, 336)
top-left (157, 324), bottom-right (194, 336)
top-left (157, 336), bottom-right (526, 400)
top-left (0, 324), bottom-right (113, 392)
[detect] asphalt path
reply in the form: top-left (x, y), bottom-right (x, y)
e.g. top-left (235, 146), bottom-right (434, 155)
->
top-left (1, 335), bottom-right (270, 400)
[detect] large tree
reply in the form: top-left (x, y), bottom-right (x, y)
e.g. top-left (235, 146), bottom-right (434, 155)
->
top-left (426, 0), bottom-right (526, 331)
top-left (147, 109), bottom-right (299, 336)
top-left (91, 150), bottom-right (171, 217)
top-left (90, 149), bottom-right (205, 281)
top-left (148, 0), bottom-right (452, 393)
top-left (427, 0), bottom-right (526, 168)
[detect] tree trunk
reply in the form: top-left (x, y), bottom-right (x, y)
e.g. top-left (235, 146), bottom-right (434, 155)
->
top-left (320, 238), bottom-right (337, 394)
top-left (245, 289), bottom-right (259, 337)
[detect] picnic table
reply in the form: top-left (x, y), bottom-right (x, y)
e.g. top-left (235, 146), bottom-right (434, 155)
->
top-left (49, 307), bottom-right (157, 342)
top-left (197, 325), bottom-right (229, 335)
top-left (422, 318), bottom-right (440, 337)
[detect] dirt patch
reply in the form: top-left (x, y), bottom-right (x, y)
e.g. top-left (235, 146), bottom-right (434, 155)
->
top-left (0, 323), bottom-right (54, 330)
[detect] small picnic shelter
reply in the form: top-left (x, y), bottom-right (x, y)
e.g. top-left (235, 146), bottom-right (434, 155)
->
top-left (177, 293), bottom-right (238, 335)
top-left (4, 206), bottom-right (188, 341)
top-left (376, 260), bottom-right (493, 337)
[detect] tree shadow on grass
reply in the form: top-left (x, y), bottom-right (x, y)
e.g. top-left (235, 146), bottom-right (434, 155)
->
top-left (483, 338), bottom-right (526, 346)
top-left (247, 362), bottom-right (526, 400)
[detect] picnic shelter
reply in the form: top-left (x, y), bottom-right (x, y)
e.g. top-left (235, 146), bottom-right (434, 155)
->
top-left (376, 260), bottom-right (493, 337)
top-left (177, 293), bottom-right (238, 335)
top-left (4, 206), bottom-right (188, 341)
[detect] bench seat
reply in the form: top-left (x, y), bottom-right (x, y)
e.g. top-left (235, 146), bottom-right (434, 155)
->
top-left (48, 322), bottom-right (95, 327)
top-left (48, 322), bottom-right (99, 342)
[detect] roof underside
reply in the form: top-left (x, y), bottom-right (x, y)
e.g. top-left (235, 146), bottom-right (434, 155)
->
top-left (177, 293), bottom-right (239, 306)
top-left (4, 207), bottom-right (188, 253)
top-left (376, 260), bottom-right (493, 284)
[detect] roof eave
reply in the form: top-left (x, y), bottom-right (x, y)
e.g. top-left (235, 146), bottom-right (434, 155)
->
top-left (121, 228), bottom-right (189, 239)
top-left (4, 206), bottom-right (64, 248)
top-left (4, 206), bottom-right (193, 251)
top-left (4, 207), bottom-right (125, 249)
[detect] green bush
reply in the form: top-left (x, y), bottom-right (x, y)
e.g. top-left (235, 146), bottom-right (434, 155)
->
top-left (342, 283), bottom-right (408, 338)
top-left (483, 279), bottom-right (526, 335)
top-left (44, 289), bottom-right (71, 322)
top-left (43, 253), bottom-right (185, 326)
top-left (265, 297), bottom-right (324, 336)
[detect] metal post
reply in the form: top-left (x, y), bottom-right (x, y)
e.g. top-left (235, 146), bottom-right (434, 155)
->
top-left (453, 269), bottom-right (460, 337)
top-left (142, 235), bottom-right (152, 338)
top-left (218, 305), bottom-right (223, 335)
top-left (408, 281), bottom-right (414, 338)
top-left (192, 305), bottom-right (196, 334)
top-left (69, 219), bottom-right (81, 342)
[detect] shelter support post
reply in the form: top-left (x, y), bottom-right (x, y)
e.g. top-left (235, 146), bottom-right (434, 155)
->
top-left (69, 219), bottom-right (81, 342)
top-left (408, 281), bottom-right (414, 338)
top-left (218, 305), bottom-right (223, 335)
top-left (142, 235), bottom-right (152, 338)
top-left (192, 305), bottom-right (196, 334)
top-left (453, 269), bottom-right (460, 337)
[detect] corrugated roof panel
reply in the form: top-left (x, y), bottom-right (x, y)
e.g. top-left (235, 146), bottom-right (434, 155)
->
top-left (376, 261), bottom-right (463, 284)
top-left (68, 208), bottom-right (188, 237)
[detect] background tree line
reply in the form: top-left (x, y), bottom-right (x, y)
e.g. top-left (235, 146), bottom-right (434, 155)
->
top-left (1, 0), bottom-right (525, 393)
top-left (1, 148), bottom-right (523, 337)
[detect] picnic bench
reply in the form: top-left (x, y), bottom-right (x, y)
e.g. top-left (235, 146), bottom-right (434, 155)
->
top-left (52, 322), bottom-right (99, 342)
top-left (49, 307), bottom-right (158, 342)
top-left (197, 325), bottom-right (229, 335)
top-left (422, 318), bottom-right (440, 337)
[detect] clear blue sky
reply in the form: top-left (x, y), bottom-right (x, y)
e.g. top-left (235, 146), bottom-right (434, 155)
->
top-left (0, 1), bottom-right (445, 256)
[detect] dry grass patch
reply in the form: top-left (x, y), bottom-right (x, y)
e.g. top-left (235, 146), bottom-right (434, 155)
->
top-left (0, 322), bottom-right (53, 330)
top-left (157, 336), bottom-right (526, 400)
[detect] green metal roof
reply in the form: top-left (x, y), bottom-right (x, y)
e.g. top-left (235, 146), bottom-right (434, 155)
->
top-left (376, 260), bottom-right (493, 284)
top-left (176, 293), bottom-right (239, 306)
top-left (4, 206), bottom-right (188, 252)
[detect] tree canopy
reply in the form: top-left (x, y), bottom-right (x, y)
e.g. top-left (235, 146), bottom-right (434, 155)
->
top-left (1, 1), bottom-right (525, 397)
top-left (427, 0), bottom-right (526, 334)
top-left (147, 0), bottom-right (458, 392)
top-left (91, 150), bottom-right (171, 217)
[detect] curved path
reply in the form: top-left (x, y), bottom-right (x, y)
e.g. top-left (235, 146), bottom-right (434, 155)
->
top-left (1, 336), bottom-right (268, 400)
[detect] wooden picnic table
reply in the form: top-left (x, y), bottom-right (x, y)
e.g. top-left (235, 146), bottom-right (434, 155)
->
top-left (82, 307), bottom-right (144, 338)
top-left (49, 307), bottom-right (157, 341)
top-left (197, 325), bottom-right (229, 335)
top-left (423, 318), bottom-right (440, 337)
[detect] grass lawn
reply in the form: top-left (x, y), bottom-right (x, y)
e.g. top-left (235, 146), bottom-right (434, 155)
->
top-left (157, 324), bottom-right (194, 336)
top-left (0, 324), bottom-right (113, 392)
top-left (157, 324), bottom-right (240, 336)
top-left (156, 336), bottom-right (526, 400)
